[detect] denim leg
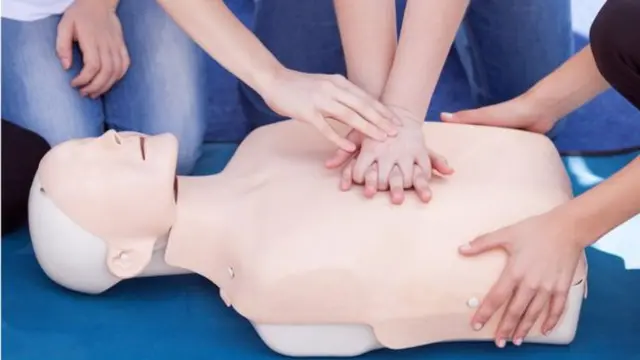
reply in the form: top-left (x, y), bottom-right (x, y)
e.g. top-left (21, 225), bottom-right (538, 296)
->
top-left (239, 0), bottom-right (346, 129)
top-left (454, 0), bottom-right (573, 136)
top-left (105, 0), bottom-right (209, 175)
top-left (1, 16), bottom-right (104, 146)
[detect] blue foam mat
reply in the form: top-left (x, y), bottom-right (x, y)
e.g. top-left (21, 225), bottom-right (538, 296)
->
top-left (3, 145), bottom-right (639, 360)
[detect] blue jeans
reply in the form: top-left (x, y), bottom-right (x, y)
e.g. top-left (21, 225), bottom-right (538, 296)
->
top-left (1, 0), bottom-right (209, 174)
top-left (240, 0), bottom-right (573, 136)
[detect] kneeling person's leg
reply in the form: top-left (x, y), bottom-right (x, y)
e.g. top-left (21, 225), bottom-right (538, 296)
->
top-left (1, 16), bottom-right (104, 146)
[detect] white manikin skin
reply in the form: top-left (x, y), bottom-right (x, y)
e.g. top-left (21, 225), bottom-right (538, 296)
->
top-left (29, 120), bottom-right (587, 357)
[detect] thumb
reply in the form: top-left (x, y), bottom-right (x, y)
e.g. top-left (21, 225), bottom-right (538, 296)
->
top-left (458, 234), bottom-right (502, 256)
top-left (325, 148), bottom-right (354, 169)
top-left (325, 129), bottom-right (361, 168)
top-left (56, 18), bottom-right (74, 70)
top-left (441, 108), bottom-right (495, 126)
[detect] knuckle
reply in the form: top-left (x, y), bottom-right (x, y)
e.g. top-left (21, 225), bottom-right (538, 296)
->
top-left (320, 79), bottom-right (336, 92)
top-left (86, 62), bottom-right (100, 73)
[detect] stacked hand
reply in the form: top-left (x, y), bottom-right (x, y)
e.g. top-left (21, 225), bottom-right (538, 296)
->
top-left (443, 98), bottom-right (582, 347)
top-left (325, 105), bottom-right (453, 204)
top-left (262, 69), bottom-right (401, 152)
top-left (57, 0), bottom-right (130, 98)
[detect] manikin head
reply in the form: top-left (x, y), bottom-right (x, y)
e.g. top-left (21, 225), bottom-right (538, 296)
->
top-left (29, 130), bottom-right (180, 293)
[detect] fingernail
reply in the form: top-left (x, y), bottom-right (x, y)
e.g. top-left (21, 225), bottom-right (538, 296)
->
top-left (441, 112), bottom-right (453, 120)
top-left (544, 329), bottom-right (551, 336)
top-left (496, 338), bottom-right (506, 348)
top-left (472, 322), bottom-right (483, 331)
top-left (459, 243), bottom-right (472, 252)
top-left (513, 338), bottom-right (523, 346)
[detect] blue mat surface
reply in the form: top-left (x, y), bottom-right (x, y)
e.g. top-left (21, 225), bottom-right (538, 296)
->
top-left (3, 144), bottom-right (639, 360)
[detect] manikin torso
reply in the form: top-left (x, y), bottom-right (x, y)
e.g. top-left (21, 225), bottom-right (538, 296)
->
top-left (29, 120), bottom-right (587, 357)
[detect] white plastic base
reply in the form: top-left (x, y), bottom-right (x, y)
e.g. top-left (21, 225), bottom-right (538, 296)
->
top-left (252, 281), bottom-right (584, 357)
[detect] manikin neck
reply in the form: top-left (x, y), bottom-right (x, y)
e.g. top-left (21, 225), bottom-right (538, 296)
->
top-left (129, 173), bottom-right (234, 280)
top-left (161, 173), bottom-right (239, 286)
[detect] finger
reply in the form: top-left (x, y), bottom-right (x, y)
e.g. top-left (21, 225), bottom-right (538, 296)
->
top-left (95, 43), bottom-right (122, 97)
top-left (441, 104), bottom-right (512, 128)
top-left (325, 130), bottom-right (360, 169)
top-left (458, 233), bottom-right (503, 256)
top-left (495, 285), bottom-right (537, 347)
top-left (512, 289), bottom-right (551, 345)
top-left (334, 85), bottom-right (399, 135)
top-left (542, 273), bottom-right (573, 335)
top-left (340, 158), bottom-right (356, 191)
top-left (412, 165), bottom-right (432, 203)
top-left (309, 116), bottom-right (356, 152)
top-left (323, 98), bottom-right (388, 141)
top-left (81, 45), bottom-right (114, 98)
top-left (429, 151), bottom-right (454, 175)
top-left (415, 153), bottom-right (433, 181)
top-left (363, 163), bottom-right (378, 198)
top-left (397, 158), bottom-right (414, 189)
top-left (329, 75), bottom-right (399, 126)
top-left (325, 149), bottom-right (355, 169)
top-left (56, 18), bottom-right (74, 70)
top-left (376, 159), bottom-right (394, 191)
top-left (471, 272), bottom-right (518, 336)
top-left (71, 36), bottom-right (101, 89)
top-left (352, 152), bottom-right (376, 184)
top-left (118, 44), bottom-right (130, 80)
top-left (388, 165), bottom-right (405, 205)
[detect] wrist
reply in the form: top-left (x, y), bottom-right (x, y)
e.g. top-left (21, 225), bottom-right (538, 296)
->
top-left (520, 88), bottom-right (562, 131)
top-left (248, 61), bottom-right (287, 97)
top-left (75, 0), bottom-right (118, 12)
top-left (381, 102), bottom-right (425, 124)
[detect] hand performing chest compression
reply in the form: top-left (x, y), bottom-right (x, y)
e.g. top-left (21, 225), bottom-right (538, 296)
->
top-left (325, 105), bottom-right (453, 205)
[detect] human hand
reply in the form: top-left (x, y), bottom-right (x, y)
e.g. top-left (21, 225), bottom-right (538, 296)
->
top-left (57, 0), bottom-right (130, 98)
top-left (459, 209), bottom-right (584, 348)
top-left (325, 106), bottom-right (453, 204)
top-left (440, 93), bottom-right (556, 134)
top-left (262, 69), bottom-right (401, 152)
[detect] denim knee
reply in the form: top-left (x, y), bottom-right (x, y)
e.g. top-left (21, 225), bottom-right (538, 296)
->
top-left (590, 0), bottom-right (640, 110)
top-left (1, 16), bottom-right (105, 145)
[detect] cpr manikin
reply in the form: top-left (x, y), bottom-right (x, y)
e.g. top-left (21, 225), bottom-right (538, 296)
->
top-left (29, 120), bottom-right (587, 357)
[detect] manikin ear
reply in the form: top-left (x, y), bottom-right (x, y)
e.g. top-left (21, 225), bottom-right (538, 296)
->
top-left (105, 238), bottom-right (156, 279)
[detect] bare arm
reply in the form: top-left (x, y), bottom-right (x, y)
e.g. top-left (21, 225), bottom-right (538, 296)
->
top-left (156, 0), bottom-right (283, 95)
top-left (526, 45), bottom-right (611, 122)
top-left (565, 156), bottom-right (640, 246)
top-left (381, 0), bottom-right (469, 121)
top-left (334, 0), bottom-right (397, 98)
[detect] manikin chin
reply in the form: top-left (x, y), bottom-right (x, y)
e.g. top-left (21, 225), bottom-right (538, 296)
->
top-left (28, 120), bottom-right (587, 357)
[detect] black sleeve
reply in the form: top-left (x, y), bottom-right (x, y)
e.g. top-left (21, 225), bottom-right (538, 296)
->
top-left (590, 0), bottom-right (640, 110)
top-left (2, 120), bottom-right (51, 235)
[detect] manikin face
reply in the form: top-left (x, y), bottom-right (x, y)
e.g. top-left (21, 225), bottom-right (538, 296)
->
top-left (38, 130), bottom-right (179, 278)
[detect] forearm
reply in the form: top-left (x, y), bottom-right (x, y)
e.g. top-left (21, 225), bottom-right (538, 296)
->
top-left (381, 0), bottom-right (469, 121)
top-left (334, 0), bottom-right (397, 98)
top-left (156, 0), bottom-right (283, 94)
top-left (526, 45), bottom-right (610, 122)
top-left (562, 156), bottom-right (640, 247)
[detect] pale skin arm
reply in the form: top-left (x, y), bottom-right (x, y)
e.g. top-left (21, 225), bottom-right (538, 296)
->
top-left (328, 0), bottom-right (464, 203)
top-left (381, 0), bottom-right (469, 121)
top-left (155, 0), bottom-right (281, 95)
top-left (334, 0), bottom-right (397, 99)
top-left (568, 156), bottom-right (640, 247)
top-left (155, 0), bottom-right (399, 151)
top-left (443, 45), bottom-right (611, 132)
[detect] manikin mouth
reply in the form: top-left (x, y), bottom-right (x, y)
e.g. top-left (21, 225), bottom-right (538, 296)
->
top-left (173, 176), bottom-right (178, 202)
top-left (139, 137), bottom-right (146, 160)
